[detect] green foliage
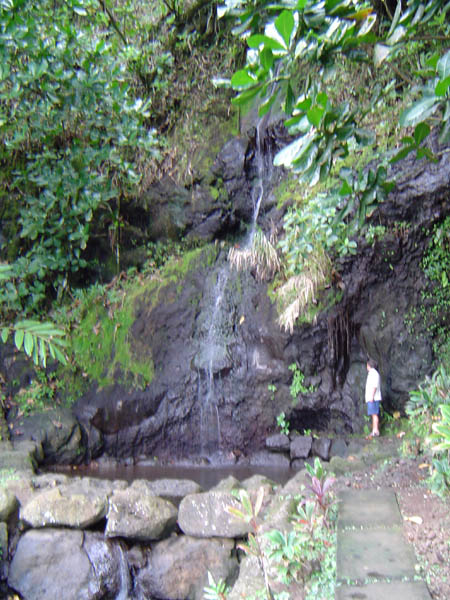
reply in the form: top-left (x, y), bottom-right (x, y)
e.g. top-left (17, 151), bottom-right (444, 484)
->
top-left (265, 459), bottom-right (337, 597)
top-left (203, 571), bottom-right (229, 600)
top-left (421, 217), bottom-right (450, 347)
top-left (406, 364), bottom-right (450, 496)
top-left (1, 264), bottom-right (67, 366)
top-left (406, 364), bottom-right (450, 440)
top-left (304, 457), bottom-right (336, 524)
top-left (393, 48), bottom-right (450, 161)
top-left (222, 0), bottom-right (449, 330)
top-left (276, 411), bottom-right (290, 436)
top-left (14, 368), bottom-right (63, 416)
top-left (289, 363), bottom-right (315, 404)
top-left (432, 404), bottom-right (450, 453)
top-left (0, 0), bottom-right (159, 309)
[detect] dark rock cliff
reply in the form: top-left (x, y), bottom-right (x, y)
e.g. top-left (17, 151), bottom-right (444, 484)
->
top-left (71, 127), bottom-right (450, 463)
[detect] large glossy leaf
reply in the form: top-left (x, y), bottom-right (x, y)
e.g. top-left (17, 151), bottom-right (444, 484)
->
top-left (231, 69), bottom-right (256, 89)
top-left (247, 34), bottom-right (286, 51)
top-left (435, 75), bottom-right (450, 97)
top-left (399, 96), bottom-right (438, 127)
top-left (275, 10), bottom-right (295, 49)
top-left (437, 50), bottom-right (450, 81)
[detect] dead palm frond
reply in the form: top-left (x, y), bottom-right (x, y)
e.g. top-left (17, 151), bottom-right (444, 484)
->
top-left (277, 248), bottom-right (331, 333)
top-left (228, 230), bottom-right (281, 282)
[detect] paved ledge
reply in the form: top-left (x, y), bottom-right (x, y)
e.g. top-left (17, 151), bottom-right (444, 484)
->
top-left (336, 489), bottom-right (431, 600)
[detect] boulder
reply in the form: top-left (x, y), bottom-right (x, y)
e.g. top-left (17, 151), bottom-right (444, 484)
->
top-left (248, 450), bottom-right (291, 468)
top-left (265, 433), bottom-right (290, 452)
top-left (8, 529), bottom-right (96, 600)
top-left (311, 437), bottom-right (332, 461)
top-left (0, 487), bottom-right (18, 521)
top-left (290, 436), bottom-right (313, 460)
top-left (136, 535), bottom-right (237, 600)
top-left (21, 487), bottom-right (107, 529)
top-left (330, 438), bottom-right (349, 458)
top-left (9, 408), bottom-right (86, 465)
top-left (105, 488), bottom-right (177, 541)
top-left (178, 491), bottom-right (250, 538)
top-left (228, 555), bottom-right (265, 600)
top-left (8, 528), bottom-right (129, 600)
top-left (0, 522), bottom-right (7, 578)
top-left (130, 477), bottom-right (202, 507)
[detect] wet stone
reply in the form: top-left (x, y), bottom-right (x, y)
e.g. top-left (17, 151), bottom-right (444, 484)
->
top-left (337, 489), bottom-right (403, 529)
top-left (337, 527), bottom-right (417, 582)
top-left (336, 580), bottom-right (432, 600)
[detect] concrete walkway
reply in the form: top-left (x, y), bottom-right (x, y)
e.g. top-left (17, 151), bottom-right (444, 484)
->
top-left (336, 488), bottom-right (432, 600)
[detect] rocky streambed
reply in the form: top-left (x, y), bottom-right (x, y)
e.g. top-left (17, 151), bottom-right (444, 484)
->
top-left (0, 432), bottom-right (394, 600)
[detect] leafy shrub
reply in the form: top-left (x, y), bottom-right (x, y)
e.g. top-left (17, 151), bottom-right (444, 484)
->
top-left (0, 0), bottom-right (159, 310)
top-left (406, 364), bottom-right (450, 496)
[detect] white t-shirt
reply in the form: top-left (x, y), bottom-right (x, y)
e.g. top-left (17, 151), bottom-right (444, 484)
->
top-left (365, 368), bottom-right (382, 403)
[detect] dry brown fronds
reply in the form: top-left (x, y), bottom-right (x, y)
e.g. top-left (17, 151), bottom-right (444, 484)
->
top-left (228, 229), bottom-right (281, 281)
top-left (277, 248), bottom-right (332, 333)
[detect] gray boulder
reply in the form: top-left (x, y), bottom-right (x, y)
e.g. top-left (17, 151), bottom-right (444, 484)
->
top-left (131, 477), bottom-right (202, 507)
top-left (178, 491), bottom-right (250, 538)
top-left (0, 487), bottom-right (18, 521)
top-left (136, 535), bottom-right (237, 600)
top-left (105, 488), bottom-right (177, 541)
top-left (265, 433), bottom-right (290, 452)
top-left (9, 529), bottom-right (96, 600)
top-left (8, 528), bottom-right (129, 600)
top-left (228, 555), bottom-right (265, 600)
top-left (312, 437), bottom-right (332, 461)
top-left (21, 487), bottom-right (107, 529)
top-left (290, 435), bottom-right (313, 459)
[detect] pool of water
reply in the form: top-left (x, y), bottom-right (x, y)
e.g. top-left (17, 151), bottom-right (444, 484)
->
top-left (46, 462), bottom-right (297, 490)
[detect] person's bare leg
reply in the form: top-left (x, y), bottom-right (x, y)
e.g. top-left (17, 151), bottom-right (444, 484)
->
top-left (372, 414), bottom-right (380, 436)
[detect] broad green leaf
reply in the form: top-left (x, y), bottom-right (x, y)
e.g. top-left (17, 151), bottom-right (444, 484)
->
top-left (239, 489), bottom-right (253, 516)
top-left (414, 122), bottom-right (430, 145)
top-left (39, 338), bottom-right (47, 368)
top-left (316, 92), bottom-right (328, 108)
top-left (275, 10), bottom-right (295, 49)
top-left (399, 96), bottom-right (438, 127)
top-left (1, 328), bottom-right (9, 343)
top-left (231, 85), bottom-right (262, 106)
top-left (24, 332), bottom-right (34, 357)
top-left (260, 47), bottom-right (274, 71)
top-left (435, 75), bottom-right (450, 97)
top-left (307, 105), bottom-right (325, 127)
top-left (230, 69), bottom-right (256, 89)
top-left (247, 34), bottom-right (286, 51)
top-left (339, 179), bottom-right (352, 196)
top-left (437, 50), bottom-right (450, 81)
top-left (274, 135), bottom-right (307, 167)
top-left (14, 329), bottom-right (24, 351)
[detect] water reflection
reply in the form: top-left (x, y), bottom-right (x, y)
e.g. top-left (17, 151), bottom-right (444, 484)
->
top-left (46, 463), bottom-right (297, 491)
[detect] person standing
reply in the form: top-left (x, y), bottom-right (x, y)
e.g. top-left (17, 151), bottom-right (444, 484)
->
top-left (365, 358), bottom-right (382, 438)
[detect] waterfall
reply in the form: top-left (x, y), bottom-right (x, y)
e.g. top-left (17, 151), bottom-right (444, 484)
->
top-left (115, 542), bottom-right (131, 600)
top-left (194, 114), bottom-right (272, 459)
top-left (196, 266), bottom-right (229, 457)
top-left (248, 117), bottom-right (269, 247)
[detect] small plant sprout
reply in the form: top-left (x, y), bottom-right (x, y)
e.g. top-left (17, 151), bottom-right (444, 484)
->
top-left (203, 571), bottom-right (229, 600)
top-left (226, 488), bottom-right (275, 600)
top-left (277, 411), bottom-right (290, 436)
top-left (304, 458), bottom-right (336, 525)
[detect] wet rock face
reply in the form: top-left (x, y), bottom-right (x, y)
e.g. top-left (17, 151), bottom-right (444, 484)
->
top-left (71, 129), bottom-right (449, 463)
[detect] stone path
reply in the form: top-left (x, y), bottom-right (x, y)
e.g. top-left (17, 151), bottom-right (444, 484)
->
top-left (336, 488), bottom-right (432, 600)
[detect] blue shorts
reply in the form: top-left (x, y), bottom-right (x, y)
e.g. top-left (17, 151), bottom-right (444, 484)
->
top-left (367, 401), bottom-right (381, 416)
